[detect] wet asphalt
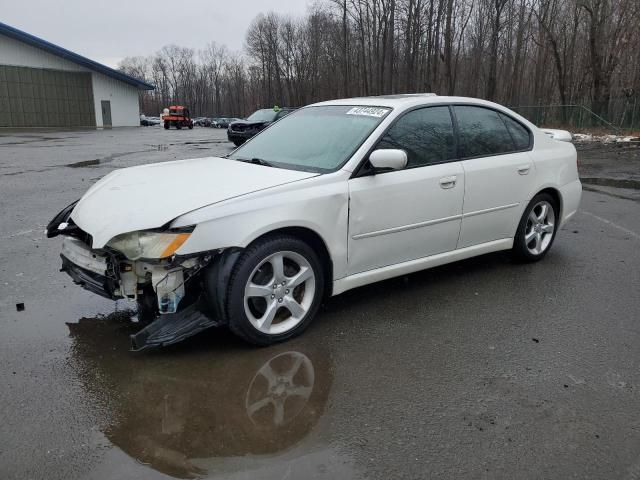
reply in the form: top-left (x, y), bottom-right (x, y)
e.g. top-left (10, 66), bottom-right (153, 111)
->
top-left (1, 128), bottom-right (639, 480)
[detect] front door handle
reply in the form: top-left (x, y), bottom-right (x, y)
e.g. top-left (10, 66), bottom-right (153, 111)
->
top-left (439, 175), bottom-right (457, 189)
top-left (518, 165), bottom-right (531, 175)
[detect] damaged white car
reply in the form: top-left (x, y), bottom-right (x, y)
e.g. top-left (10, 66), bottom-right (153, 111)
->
top-left (48, 94), bottom-right (581, 350)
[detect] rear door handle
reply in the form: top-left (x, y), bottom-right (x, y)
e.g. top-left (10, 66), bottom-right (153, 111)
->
top-left (439, 175), bottom-right (457, 189)
top-left (518, 165), bottom-right (531, 175)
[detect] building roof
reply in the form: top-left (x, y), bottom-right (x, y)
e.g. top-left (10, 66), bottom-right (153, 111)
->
top-left (0, 21), bottom-right (154, 90)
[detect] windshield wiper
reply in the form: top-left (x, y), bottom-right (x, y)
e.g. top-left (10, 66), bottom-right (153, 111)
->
top-left (236, 157), bottom-right (275, 167)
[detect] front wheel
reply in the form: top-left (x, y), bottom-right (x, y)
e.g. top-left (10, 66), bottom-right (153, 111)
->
top-left (512, 193), bottom-right (558, 262)
top-left (226, 235), bottom-right (325, 346)
top-left (233, 139), bottom-right (244, 147)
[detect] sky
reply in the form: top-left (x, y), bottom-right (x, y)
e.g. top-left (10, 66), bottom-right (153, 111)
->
top-left (2, 0), bottom-right (312, 68)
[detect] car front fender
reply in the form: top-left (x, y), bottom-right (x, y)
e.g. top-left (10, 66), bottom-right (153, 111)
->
top-left (172, 176), bottom-right (350, 280)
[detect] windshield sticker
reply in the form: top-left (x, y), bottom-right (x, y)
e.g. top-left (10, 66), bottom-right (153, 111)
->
top-left (346, 107), bottom-right (390, 118)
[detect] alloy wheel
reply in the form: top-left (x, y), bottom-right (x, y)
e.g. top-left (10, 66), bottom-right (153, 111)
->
top-left (243, 251), bottom-right (316, 335)
top-left (525, 200), bottom-right (555, 255)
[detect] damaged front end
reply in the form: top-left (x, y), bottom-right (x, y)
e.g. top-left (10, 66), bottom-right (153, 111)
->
top-left (48, 203), bottom-right (234, 351)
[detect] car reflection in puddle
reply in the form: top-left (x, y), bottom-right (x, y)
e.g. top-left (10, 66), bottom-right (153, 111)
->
top-left (246, 351), bottom-right (316, 428)
top-left (67, 313), bottom-right (332, 479)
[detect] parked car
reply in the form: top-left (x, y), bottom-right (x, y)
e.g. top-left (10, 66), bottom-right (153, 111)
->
top-left (228, 108), bottom-right (295, 146)
top-left (215, 117), bottom-right (240, 129)
top-left (47, 94), bottom-right (581, 351)
top-left (140, 116), bottom-right (161, 127)
top-left (194, 117), bottom-right (213, 127)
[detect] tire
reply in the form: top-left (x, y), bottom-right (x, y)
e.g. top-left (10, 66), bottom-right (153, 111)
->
top-left (233, 139), bottom-right (244, 147)
top-left (164, 121), bottom-right (169, 130)
top-left (188, 123), bottom-right (193, 130)
top-left (176, 123), bottom-right (182, 130)
top-left (226, 235), bottom-right (325, 346)
top-left (512, 192), bottom-right (559, 262)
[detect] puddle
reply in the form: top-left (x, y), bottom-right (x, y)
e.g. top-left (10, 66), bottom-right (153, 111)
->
top-left (581, 177), bottom-right (640, 190)
top-left (0, 136), bottom-right (65, 146)
top-left (145, 143), bottom-right (173, 150)
top-left (67, 159), bottom-right (101, 168)
top-left (145, 143), bottom-right (173, 152)
top-left (183, 140), bottom-right (228, 145)
top-left (65, 149), bottom-right (153, 168)
top-left (67, 314), bottom-right (333, 478)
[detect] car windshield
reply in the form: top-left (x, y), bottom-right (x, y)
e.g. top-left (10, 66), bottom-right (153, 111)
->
top-left (246, 109), bottom-right (280, 122)
top-left (229, 105), bottom-right (391, 173)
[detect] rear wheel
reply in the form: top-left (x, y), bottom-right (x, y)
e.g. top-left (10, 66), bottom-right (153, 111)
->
top-left (512, 193), bottom-right (558, 262)
top-left (176, 122), bottom-right (182, 130)
top-left (226, 235), bottom-right (324, 346)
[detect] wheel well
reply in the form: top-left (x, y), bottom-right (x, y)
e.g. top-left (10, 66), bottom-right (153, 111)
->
top-left (537, 187), bottom-right (562, 219)
top-left (251, 227), bottom-right (334, 297)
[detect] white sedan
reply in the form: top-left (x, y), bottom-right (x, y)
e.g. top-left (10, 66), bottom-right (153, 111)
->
top-left (47, 94), bottom-right (581, 350)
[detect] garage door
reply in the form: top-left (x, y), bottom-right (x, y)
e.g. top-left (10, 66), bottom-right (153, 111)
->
top-left (0, 65), bottom-right (96, 127)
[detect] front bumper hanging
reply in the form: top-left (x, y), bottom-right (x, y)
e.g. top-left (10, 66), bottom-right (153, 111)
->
top-left (56, 230), bottom-right (240, 351)
top-left (60, 237), bottom-right (121, 300)
top-left (61, 255), bottom-right (121, 300)
top-left (130, 295), bottom-right (220, 351)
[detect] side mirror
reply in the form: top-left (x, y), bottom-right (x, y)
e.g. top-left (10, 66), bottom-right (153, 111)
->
top-left (369, 149), bottom-right (408, 172)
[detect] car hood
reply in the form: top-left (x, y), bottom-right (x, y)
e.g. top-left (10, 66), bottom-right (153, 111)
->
top-left (231, 120), bottom-right (269, 128)
top-left (71, 157), bottom-right (317, 248)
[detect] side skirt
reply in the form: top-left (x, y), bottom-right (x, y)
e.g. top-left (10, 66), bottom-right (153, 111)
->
top-left (332, 238), bottom-right (513, 296)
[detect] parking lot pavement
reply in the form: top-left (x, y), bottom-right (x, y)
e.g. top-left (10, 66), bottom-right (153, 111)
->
top-left (1, 128), bottom-right (639, 480)
top-left (577, 141), bottom-right (640, 202)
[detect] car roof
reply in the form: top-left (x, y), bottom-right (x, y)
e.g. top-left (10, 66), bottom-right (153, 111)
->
top-left (310, 94), bottom-right (508, 110)
top-left (254, 107), bottom-right (295, 111)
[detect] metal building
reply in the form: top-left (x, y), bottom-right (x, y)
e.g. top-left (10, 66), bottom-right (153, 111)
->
top-left (0, 22), bottom-right (153, 128)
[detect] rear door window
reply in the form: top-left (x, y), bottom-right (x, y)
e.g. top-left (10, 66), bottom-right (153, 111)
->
top-left (454, 106), bottom-right (515, 158)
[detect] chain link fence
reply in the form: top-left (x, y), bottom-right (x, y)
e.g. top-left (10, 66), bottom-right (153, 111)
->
top-left (510, 98), bottom-right (640, 134)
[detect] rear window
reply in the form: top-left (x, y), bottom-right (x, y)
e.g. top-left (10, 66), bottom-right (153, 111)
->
top-left (500, 113), bottom-right (531, 150)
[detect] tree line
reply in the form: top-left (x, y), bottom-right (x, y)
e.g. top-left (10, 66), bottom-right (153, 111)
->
top-left (119, 0), bottom-right (640, 128)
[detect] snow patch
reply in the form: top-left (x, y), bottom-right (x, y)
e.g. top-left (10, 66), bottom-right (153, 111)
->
top-left (571, 133), bottom-right (640, 143)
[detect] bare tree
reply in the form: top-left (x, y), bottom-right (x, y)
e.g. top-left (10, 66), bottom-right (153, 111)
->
top-left (119, 0), bottom-right (640, 127)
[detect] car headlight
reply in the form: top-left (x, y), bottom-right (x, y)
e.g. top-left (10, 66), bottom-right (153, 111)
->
top-left (106, 230), bottom-right (192, 260)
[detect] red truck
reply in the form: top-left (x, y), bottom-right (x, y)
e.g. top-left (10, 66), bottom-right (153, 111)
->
top-left (163, 106), bottom-right (194, 130)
